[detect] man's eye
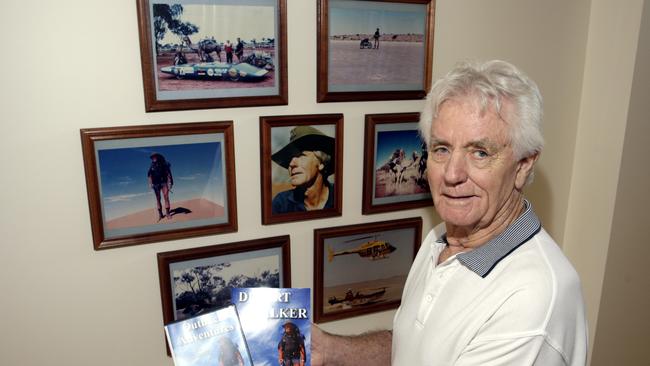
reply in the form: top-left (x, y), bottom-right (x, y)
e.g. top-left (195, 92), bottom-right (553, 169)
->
top-left (472, 150), bottom-right (488, 159)
top-left (432, 146), bottom-right (448, 154)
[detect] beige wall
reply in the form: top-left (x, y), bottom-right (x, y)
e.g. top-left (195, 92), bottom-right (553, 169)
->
top-left (0, 0), bottom-right (646, 365)
top-left (562, 1), bottom-right (646, 363)
top-left (590, 1), bottom-right (650, 365)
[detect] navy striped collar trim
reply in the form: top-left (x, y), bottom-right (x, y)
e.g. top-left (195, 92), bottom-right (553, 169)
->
top-left (437, 200), bottom-right (541, 278)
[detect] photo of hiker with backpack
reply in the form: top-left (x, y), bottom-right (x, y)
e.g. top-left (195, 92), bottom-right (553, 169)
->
top-left (148, 152), bottom-right (174, 221)
top-left (278, 322), bottom-right (306, 366)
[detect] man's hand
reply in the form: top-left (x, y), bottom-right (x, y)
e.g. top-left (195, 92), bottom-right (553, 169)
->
top-left (311, 324), bottom-right (326, 366)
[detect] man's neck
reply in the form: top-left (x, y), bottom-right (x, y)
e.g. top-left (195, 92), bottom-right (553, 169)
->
top-left (302, 176), bottom-right (329, 210)
top-left (445, 193), bottom-right (525, 250)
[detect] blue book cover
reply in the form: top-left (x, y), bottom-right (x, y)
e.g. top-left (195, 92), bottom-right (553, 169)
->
top-left (164, 304), bottom-right (253, 366)
top-left (232, 287), bottom-right (311, 366)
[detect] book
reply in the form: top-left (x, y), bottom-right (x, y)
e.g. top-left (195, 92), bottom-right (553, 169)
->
top-left (232, 287), bottom-right (311, 366)
top-left (164, 304), bottom-right (254, 366)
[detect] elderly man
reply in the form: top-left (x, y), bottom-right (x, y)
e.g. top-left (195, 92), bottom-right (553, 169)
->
top-left (271, 125), bottom-right (335, 214)
top-left (312, 60), bottom-right (587, 365)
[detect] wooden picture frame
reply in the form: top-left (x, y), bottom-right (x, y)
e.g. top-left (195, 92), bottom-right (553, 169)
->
top-left (313, 217), bottom-right (422, 323)
top-left (362, 112), bottom-right (432, 214)
top-left (317, 0), bottom-right (435, 102)
top-left (157, 235), bottom-right (291, 324)
top-left (136, 0), bottom-right (288, 112)
top-left (259, 114), bottom-right (344, 225)
top-left (157, 235), bottom-right (290, 355)
top-left (80, 121), bottom-right (237, 250)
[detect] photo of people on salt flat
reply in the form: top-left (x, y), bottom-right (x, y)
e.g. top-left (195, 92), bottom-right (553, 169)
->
top-left (327, 0), bottom-right (427, 92)
top-left (150, 0), bottom-right (279, 99)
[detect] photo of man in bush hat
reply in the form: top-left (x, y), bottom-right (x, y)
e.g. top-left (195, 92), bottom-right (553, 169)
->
top-left (271, 125), bottom-right (335, 214)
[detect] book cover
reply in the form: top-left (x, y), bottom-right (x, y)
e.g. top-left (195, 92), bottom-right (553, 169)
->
top-left (164, 304), bottom-right (254, 366)
top-left (232, 287), bottom-right (311, 366)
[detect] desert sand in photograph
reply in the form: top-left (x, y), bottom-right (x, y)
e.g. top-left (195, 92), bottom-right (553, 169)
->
top-left (156, 49), bottom-right (276, 91)
top-left (323, 274), bottom-right (406, 314)
top-left (105, 198), bottom-right (224, 230)
top-left (328, 39), bottom-right (424, 86)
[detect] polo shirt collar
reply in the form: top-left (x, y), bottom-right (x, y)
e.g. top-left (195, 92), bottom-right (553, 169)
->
top-left (436, 200), bottom-right (541, 278)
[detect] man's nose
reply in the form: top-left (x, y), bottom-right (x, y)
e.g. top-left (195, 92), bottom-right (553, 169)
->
top-left (444, 151), bottom-right (468, 184)
top-left (289, 157), bottom-right (298, 167)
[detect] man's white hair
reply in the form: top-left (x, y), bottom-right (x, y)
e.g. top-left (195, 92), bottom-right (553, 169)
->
top-left (419, 60), bottom-right (544, 184)
top-left (420, 60), bottom-right (544, 163)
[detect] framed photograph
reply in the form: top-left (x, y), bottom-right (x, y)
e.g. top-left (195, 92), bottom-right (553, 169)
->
top-left (317, 0), bottom-right (435, 102)
top-left (259, 114), bottom-right (344, 225)
top-left (80, 121), bottom-right (237, 250)
top-left (136, 0), bottom-right (288, 112)
top-left (313, 217), bottom-right (422, 323)
top-left (157, 235), bottom-right (291, 324)
top-left (363, 113), bottom-right (432, 214)
top-left (157, 236), bottom-right (290, 355)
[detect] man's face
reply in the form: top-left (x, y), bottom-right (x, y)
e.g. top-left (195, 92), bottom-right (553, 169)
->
top-left (426, 98), bottom-right (533, 232)
top-left (288, 151), bottom-right (323, 187)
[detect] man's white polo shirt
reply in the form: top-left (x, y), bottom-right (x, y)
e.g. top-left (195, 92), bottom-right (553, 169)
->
top-left (392, 202), bottom-right (587, 365)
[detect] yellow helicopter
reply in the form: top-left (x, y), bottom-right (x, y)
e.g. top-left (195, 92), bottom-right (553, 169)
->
top-left (327, 235), bottom-right (397, 262)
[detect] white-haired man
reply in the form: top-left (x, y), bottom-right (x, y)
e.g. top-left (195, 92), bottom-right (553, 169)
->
top-left (312, 60), bottom-right (587, 366)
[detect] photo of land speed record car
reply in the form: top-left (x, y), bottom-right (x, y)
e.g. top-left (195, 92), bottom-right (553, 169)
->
top-left (161, 62), bottom-right (269, 81)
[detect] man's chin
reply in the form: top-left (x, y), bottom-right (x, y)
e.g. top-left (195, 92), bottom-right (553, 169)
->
top-left (437, 205), bottom-right (480, 228)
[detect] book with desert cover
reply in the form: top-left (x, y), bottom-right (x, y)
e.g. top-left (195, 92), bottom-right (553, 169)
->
top-left (164, 304), bottom-right (253, 366)
top-left (232, 287), bottom-right (311, 366)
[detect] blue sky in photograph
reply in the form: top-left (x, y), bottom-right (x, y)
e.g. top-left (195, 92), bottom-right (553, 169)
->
top-left (375, 130), bottom-right (425, 169)
top-left (329, 0), bottom-right (426, 36)
top-left (98, 141), bottom-right (223, 220)
top-left (233, 288), bottom-right (311, 366)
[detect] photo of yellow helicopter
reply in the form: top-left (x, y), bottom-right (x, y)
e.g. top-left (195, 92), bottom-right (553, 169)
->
top-left (327, 235), bottom-right (397, 262)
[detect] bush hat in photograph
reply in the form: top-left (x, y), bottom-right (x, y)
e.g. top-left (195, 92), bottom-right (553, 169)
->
top-left (271, 125), bottom-right (335, 170)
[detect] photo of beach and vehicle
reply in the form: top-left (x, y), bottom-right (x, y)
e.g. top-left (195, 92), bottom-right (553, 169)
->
top-left (322, 226), bottom-right (417, 315)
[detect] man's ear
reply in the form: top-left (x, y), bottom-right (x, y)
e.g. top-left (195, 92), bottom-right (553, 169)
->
top-left (318, 163), bottom-right (324, 172)
top-left (515, 152), bottom-right (539, 190)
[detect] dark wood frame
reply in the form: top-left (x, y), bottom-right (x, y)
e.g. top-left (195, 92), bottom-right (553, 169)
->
top-left (317, 0), bottom-right (435, 102)
top-left (313, 217), bottom-right (422, 323)
top-left (136, 0), bottom-right (288, 112)
top-left (363, 112), bottom-right (433, 214)
top-left (157, 235), bottom-right (291, 355)
top-left (259, 114), bottom-right (344, 225)
top-left (80, 121), bottom-right (237, 250)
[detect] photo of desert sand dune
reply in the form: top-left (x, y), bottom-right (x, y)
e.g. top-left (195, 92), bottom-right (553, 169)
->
top-left (96, 136), bottom-right (228, 238)
top-left (105, 198), bottom-right (224, 230)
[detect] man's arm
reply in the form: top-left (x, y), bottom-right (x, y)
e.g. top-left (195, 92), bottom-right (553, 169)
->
top-left (311, 324), bottom-right (391, 366)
